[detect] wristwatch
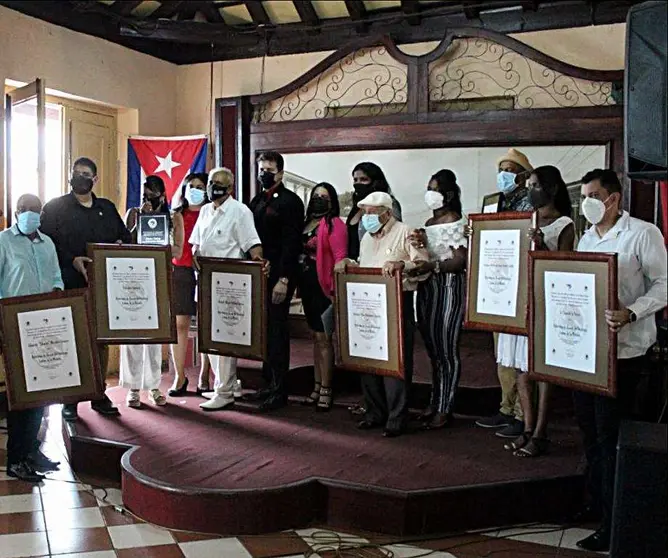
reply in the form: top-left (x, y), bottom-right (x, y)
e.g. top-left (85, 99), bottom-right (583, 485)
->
top-left (629, 310), bottom-right (637, 323)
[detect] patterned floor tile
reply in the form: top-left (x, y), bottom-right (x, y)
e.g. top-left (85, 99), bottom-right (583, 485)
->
top-left (51, 552), bottom-right (117, 558)
top-left (99, 506), bottom-right (142, 527)
top-left (93, 489), bottom-right (123, 508)
top-left (40, 490), bottom-right (99, 511)
top-left (559, 527), bottom-right (597, 550)
top-left (115, 545), bottom-right (185, 557)
top-left (178, 538), bottom-right (252, 558)
top-left (238, 530), bottom-right (311, 557)
top-left (107, 524), bottom-right (175, 550)
top-left (47, 527), bottom-right (114, 556)
top-left (496, 524), bottom-right (565, 547)
top-left (169, 531), bottom-right (221, 544)
top-left (0, 493), bottom-right (42, 515)
top-left (44, 506), bottom-right (105, 530)
top-left (295, 528), bottom-right (369, 551)
top-left (0, 511), bottom-right (45, 535)
top-left (0, 531), bottom-right (49, 558)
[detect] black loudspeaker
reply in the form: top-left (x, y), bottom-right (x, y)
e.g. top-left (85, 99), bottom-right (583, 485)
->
top-left (624, 1), bottom-right (668, 179)
top-left (610, 421), bottom-right (667, 558)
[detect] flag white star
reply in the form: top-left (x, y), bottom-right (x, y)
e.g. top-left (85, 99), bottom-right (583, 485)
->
top-left (154, 151), bottom-right (181, 178)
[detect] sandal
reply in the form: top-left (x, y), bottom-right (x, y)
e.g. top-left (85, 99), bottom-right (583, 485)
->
top-left (316, 387), bottom-right (333, 412)
top-left (149, 389), bottom-right (167, 406)
top-left (503, 431), bottom-right (533, 451)
top-left (126, 390), bottom-right (141, 408)
top-left (304, 381), bottom-right (321, 405)
top-left (515, 437), bottom-right (550, 457)
top-left (196, 384), bottom-right (211, 396)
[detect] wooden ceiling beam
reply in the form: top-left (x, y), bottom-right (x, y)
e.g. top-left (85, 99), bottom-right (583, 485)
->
top-left (401, 0), bottom-right (421, 25)
top-left (293, 0), bottom-right (320, 27)
top-left (519, 0), bottom-right (540, 10)
top-left (462, 0), bottom-right (482, 20)
top-left (244, 0), bottom-right (271, 26)
top-left (344, 0), bottom-right (368, 33)
top-left (196, 1), bottom-right (225, 23)
top-left (150, 1), bottom-right (185, 19)
top-left (110, 0), bottom-right (142, 17)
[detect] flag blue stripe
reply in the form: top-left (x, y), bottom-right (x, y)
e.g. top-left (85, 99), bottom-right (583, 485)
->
top-left (126, 142), bottom-right (142, 211)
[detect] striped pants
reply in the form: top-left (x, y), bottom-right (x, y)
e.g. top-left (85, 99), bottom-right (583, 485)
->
top-left (416, 272), bottom-right (465, 415)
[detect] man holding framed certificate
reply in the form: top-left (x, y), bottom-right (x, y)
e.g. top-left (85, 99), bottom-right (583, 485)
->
top-left (573, 169), bottom-right (667, 552)
top-left (192, 167), bottom-right (264, 411)
top-left (0, 194), bottom-right (64, 482)
top-left (336, 192), bottom-right (430, 437)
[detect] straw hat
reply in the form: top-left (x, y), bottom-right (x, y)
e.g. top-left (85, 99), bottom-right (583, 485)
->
top-left (496, 148), bottom-right (533, 172)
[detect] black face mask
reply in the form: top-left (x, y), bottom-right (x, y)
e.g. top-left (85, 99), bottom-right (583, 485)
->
top-left (258, 171), bottom-right (276, 190)
top-left (207, 182), bottom-right (228, 201)
top-left (529, 187), bottom-right (551, 209)
top-left (70, 175), bottom-right (94, 195)
top-left (309, 196), bottom-right (330, 217)
top-left (352, 182), bottom-right (374, 204)
top-left (143, 195), bottom-right (163, 211)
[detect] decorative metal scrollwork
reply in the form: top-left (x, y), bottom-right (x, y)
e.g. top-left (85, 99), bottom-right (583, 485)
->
top-left (254, 46), bottom-right (408, 123)
top-left (428, 38), bottom-right (615, 110)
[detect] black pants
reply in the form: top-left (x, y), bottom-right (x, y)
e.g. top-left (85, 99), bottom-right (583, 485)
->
top-left (572, 355), bottom-right (645, 532)
top-left (6, 407), bottom-right (44, 468)
top-left (262, 274), bottom-right (297, 397)
top-left (361, 292), bottom-right (415, 430)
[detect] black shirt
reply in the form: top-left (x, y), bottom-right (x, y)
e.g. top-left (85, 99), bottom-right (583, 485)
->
top-left (249, 184), bottom-right (304, 280)
top-left (40, 192), bottom-right (132, 289)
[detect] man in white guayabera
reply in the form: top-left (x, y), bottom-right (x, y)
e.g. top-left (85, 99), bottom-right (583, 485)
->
top-left (190, 167), bottom-right (265, 411)
top-left (573, 168), bottom-right (667, 553)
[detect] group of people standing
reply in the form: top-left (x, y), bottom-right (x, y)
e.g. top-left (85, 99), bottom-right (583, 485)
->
top-left (1, 147), bottom-right (666, 555)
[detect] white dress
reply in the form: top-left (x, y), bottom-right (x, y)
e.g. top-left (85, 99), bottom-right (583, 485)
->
top-left (497, 216), bottom-right (573, 372)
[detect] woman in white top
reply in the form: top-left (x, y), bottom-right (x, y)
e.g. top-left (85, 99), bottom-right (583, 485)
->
top-left (499, 165), bottom-right (575, 456)
top-left (410, 170), bottom-right (468, 430)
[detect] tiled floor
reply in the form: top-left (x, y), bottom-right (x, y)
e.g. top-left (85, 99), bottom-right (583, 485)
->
top-left (0, 409), bottom-right (605, 558)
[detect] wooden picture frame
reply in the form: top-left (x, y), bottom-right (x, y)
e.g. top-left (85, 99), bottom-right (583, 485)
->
top-left (197, 258), bottom-right (268, 361)
top-left (87, 243), bottom-right (176, 344)
top-left (528, 251), bottom-right (618, 397)
top-left (0, 289), bottom-right (103, 411)
top-left (334, 267), bottom-right (404, 379)
top-left (464, 211), bottom-right (534, 335)
top-left (481, 192), bottom-right (502, 214)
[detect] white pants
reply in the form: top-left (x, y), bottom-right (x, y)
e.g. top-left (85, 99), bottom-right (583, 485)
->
top-left (120, 344), bottom-right (162, 390)
top-left (210, 355), bottom-right (237, 399)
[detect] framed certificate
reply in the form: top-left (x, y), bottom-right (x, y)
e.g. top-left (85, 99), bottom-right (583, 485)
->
top-left (87, 244), bottom-right (176, 344)
top-left (138, 214), bottom-right (169, 246)
top-left (481, 192), bottom-right (502, 214)
top-left (464, 211), bottom-right (534, 335)
top-left (0, 289), bottom-right (103, 411)
top-left (197, 258), bottom-right (267, 361)
top-left (529, 251), bottom-right (618, 397)
top-left (334, 268), bottom-right (404, 379)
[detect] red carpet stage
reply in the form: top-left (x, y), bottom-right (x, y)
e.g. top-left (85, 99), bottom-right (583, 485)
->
top-left (63, 333), bottom-right (585, 537)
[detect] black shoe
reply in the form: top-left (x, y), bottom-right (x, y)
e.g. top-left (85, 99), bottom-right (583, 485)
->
top-left (475, 412), bottom-right (515, 428)
top-left (357, 419), bottom-right (382, 430)
top-left (495, 419), bottom-right (525, 438)
top-left (27, 450), bottom-right (60, 472)
top-left (258, 394), bottom-right (288, 412)
top-left (243, 388), bottom-right (272, 402)
top-left (62, 403), bottom-right (79, 422)
top-left (168, 377), bottom-right (189, 397)
top-left (383, 427), bottom-right (403, 438)
top-left (7, 462), bottom-right (45, 483)
top-left (576, 528), bottom-right (610, 552)
top-left (91, 394), bottom-right (120, 416)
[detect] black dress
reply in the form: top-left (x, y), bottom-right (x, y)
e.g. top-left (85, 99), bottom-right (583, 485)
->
top-left (298, 225), bottom-right (331, 333)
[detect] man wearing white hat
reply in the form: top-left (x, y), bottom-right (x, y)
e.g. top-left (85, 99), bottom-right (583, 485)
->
top-left (475, 148), bottom-right (533, 438)
top-left (335, 192), bottom-right (430, 437)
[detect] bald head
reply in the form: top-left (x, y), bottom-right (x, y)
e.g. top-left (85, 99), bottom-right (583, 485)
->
top-left (16, 194), bottom-right (42, 214)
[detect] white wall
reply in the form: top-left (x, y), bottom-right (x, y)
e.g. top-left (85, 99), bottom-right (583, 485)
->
top-left (284, 145), bottom-right (606, 227)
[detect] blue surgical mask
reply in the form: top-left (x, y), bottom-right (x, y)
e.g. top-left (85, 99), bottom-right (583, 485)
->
top-left (17, 211), bottom-right (41, 235)
top-left (497, 171), bottom-right (517, 193)
top-left (185, 186), bottom-right (205, 206)
top-left (362, 214), bottom-right (383, 234)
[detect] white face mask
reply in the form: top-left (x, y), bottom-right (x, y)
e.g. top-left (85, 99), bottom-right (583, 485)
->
top-left (581, 195), bottom-right (611, 225)
top-left (424, 190), bottom-right (444, 210)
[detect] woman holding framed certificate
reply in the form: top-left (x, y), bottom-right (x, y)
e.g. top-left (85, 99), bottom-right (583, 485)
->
top-left (120, 175), bottom-right (175, 408)
top-left (499, 166), bottom-right (575, 457)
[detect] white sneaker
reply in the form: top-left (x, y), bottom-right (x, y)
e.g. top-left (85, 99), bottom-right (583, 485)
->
top-left (199, 394), bottom-right (235, 411)
top-left (201, 391), bottom-right (215, 400)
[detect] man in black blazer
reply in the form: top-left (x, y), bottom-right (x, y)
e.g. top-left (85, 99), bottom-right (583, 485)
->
top-left (249, 152), bottom-right (304, 410)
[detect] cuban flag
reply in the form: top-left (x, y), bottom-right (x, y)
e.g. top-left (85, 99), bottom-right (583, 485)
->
top-left (127, 135), bottom-right (208, 210)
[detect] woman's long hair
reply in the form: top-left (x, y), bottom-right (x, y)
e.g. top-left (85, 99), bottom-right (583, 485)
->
top-left (307, 182), bottom-right (340, 232)
top-left (531, 165), bottom-right (572, 218)
top-left (144, 174), bottom-right (173, 229)
top-left (430, 169), bottom-right (463, 217)
top-left (172, 172), bottom-right (209, 213)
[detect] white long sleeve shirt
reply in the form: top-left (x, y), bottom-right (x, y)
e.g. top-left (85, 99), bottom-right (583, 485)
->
top-left (577, 211), bottom-right (667, 359)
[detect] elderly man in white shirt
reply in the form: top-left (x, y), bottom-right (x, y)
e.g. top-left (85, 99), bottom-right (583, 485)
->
top-left (573, 168), bottom-right (667, 552)
top-left (190, 167), bottom-right (265, 411)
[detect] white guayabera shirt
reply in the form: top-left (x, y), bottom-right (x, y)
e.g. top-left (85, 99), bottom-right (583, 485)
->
top-left (577, 211), bottom-right (667, 359)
